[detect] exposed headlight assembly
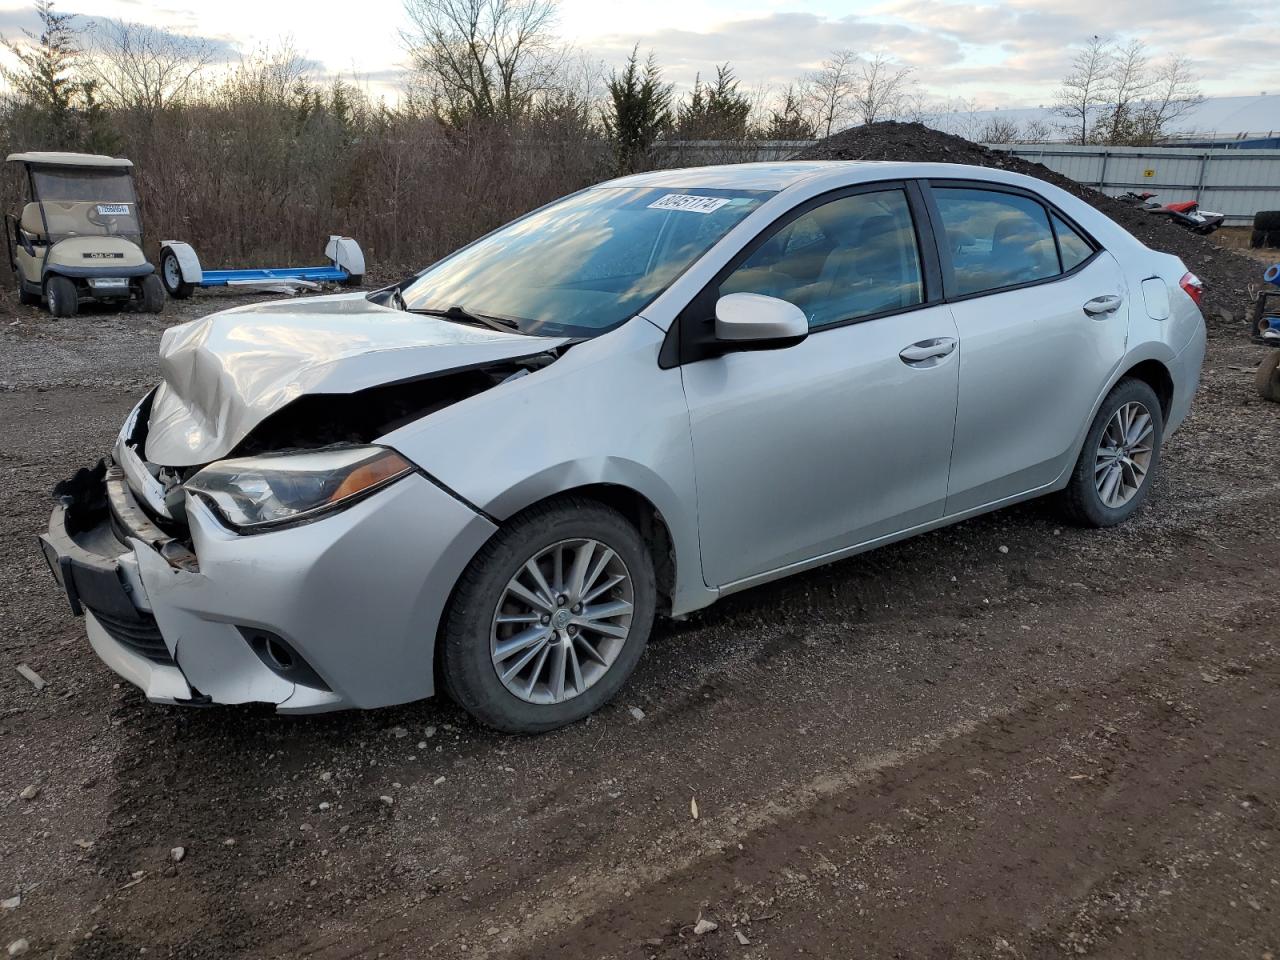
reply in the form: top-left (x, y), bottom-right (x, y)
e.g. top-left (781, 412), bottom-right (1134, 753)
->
top-left (185, 446), bottom-right (413, 532)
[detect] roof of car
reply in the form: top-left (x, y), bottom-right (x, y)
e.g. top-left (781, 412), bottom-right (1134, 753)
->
top-left (600, 160), bottom-right (1058, 196)
top-left (602, 162), bottom-right (851, 192)
top-left (5, 151), bottom-right (133, 169)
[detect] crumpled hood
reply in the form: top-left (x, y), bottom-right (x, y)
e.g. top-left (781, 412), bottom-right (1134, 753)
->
top-left (146, 292), bottom-right (566, 467)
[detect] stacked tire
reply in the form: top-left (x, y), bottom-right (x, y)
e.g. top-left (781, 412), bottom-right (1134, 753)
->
top-left (1251, 210), bottom-right (1280, 249)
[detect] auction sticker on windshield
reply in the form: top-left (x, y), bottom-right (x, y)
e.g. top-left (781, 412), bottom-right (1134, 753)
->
top-left (648, 194), bottom-right (732, 214)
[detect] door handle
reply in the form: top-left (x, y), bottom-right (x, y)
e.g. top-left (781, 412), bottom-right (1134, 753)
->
top-left (899, 337), bottom-right (957, 366)
top-left (1083, 294), bottom-right (1123, 316)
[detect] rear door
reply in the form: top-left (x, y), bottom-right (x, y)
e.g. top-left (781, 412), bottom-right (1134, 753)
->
top-left (924, 182), bottom-right (1129, 513)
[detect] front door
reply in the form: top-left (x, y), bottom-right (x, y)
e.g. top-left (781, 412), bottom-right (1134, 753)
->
top-left (679, 186), bottom-right (960, 588)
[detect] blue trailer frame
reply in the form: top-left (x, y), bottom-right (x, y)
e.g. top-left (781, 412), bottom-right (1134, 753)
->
top-left (198, 264), bottom-right (351, 286)
top-left (159, 236), bottom-right (365, 299)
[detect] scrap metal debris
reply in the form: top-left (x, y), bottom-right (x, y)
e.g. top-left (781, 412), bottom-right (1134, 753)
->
top-left (15, 665), bottom-right (45, 691)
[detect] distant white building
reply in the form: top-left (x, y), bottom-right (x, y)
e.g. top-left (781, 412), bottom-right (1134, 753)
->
top-left (929, 94), bottom-right (1280, 147)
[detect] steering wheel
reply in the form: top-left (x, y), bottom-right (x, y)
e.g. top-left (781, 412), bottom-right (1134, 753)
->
top-left (86, 205), bottom-right (121, 234)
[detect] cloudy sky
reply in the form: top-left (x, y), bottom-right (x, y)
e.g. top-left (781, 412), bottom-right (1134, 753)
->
top-left (0, 0), bottom-right (1274, 108)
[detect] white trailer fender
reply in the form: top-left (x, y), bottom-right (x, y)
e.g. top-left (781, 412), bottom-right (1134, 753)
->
top-left (159, 241), bottom-right (203, 284)
top-left (325, 236), bottom-right (365, 278)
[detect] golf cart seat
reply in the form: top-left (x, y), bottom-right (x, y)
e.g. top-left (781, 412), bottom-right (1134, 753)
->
top-left (19, 203), bottom-right (45, 239)
top-left (22, 200), bottom-right (129, 239)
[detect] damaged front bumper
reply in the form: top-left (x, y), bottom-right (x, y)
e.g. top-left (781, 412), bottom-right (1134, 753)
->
top-left (39, 458), bottom-right (497, 713)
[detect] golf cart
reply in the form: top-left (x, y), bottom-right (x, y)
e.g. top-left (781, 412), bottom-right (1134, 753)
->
top-left (5, 152), bottom-right (164, 316)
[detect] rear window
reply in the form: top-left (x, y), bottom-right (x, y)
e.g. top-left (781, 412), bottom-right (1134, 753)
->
top-left (934, 187), bottom-right (1059, 296)
top-left (1052, 213), bottom-right (1094, 271)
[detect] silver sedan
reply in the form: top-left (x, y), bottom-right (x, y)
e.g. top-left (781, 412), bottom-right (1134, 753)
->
top-left (41, 161), bottom-right (1206, 732)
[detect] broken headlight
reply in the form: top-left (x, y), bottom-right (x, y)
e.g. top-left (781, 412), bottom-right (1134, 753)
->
top-left (184, 446), bottom-right (413, 532)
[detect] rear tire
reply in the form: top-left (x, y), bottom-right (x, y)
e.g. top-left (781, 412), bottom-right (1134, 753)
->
top-left (1257, 351), bottom-right (1280, 403)
top-left (341, 273), bottom-right (364, 288)
top-left (141, 274), bottom-right (165, 313)
top-left (161, 248), bottom-right (194, 299)
top-left (440, 497), bottom-right (656, 734)
top-left (18, 283), bottom-right (39, 306)
top-left (45, 275), bottom-right (78, 318)
top-left (1059, 378), bottom-right (1164, 528)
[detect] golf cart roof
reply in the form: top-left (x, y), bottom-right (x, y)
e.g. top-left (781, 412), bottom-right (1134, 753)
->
top-left (6, 151), bottom-right (133, 169)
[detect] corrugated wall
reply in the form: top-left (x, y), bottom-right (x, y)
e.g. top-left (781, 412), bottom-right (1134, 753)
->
top-left (987, 144), bottom-right (1280, 224)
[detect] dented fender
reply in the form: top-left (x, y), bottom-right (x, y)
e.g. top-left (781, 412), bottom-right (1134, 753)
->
top-left (381, 318), bottom-right (718, 617)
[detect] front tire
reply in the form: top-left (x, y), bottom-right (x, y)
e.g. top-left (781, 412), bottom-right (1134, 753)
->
top-left (45, 276), bottom-right (78, 318)
top-left (1059, 378), bottom-right (1164, 527)
top-left (141, 274), bottom-right (165, 313)
top-left (440, 497), bottom-right (656, 734)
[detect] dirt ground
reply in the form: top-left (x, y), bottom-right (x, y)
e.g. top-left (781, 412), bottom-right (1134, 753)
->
top-left (1, 268), bottom-right (1279, 960)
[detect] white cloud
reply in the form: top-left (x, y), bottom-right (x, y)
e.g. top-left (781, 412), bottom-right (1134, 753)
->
top-left (1, 0), bottom-right (1274, 106)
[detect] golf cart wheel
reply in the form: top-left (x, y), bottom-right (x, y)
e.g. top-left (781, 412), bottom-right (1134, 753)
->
top-left (341, 273), bottom-right (364, 288)
top-left (45, 276), bottom-right (78, 318)
top-left (18, 283), bottom-right (39, 306)
top-left (141, 274), bottom-right (165, 313)
top-left (1257, 350), bottom-right (1280, 403)
top-left (160, 248), bottom-right (194, 299)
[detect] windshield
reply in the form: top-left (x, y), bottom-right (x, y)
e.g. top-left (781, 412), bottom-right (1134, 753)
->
top-left (31, 167), bottom-right (137, 203)
top-left (401, 186), bottom-right (774, 337)
top-left (29, 166), bottom-right (141, 242)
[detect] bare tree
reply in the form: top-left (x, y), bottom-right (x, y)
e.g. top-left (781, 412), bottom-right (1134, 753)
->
top-left (1022, 116), bottom-right (1052, 142)
top-left (850, 52), bottom-right (915, 125)
top-left (979, 114), bottom-right (1022, 144)
top-left (1054, 35), bottom-right (1110, 144)
top-left (84, 19), bottom-right (216, 113)
top-left (1096, 38), bottom-right (1154, 144)
top-left (402, 0), bottom-right (560, 125)
top-left (804, 49), bottom-right (856, 139)
top-left (1132, 54), bottom-right (1204, 144)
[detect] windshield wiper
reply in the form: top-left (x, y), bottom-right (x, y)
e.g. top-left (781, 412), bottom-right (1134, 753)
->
top-left (409, 304), bottom-right (522, 334)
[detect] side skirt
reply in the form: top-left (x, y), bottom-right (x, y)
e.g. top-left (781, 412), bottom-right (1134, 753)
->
top-left (716, 479), bottom-right (1066, 599)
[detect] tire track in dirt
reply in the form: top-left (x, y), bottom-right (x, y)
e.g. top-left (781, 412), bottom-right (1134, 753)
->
top-left (514, 601), bottom-right (1279, 959)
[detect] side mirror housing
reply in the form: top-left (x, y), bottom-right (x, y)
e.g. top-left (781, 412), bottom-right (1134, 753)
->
top-left (714, 293), bottom-right (808, 348)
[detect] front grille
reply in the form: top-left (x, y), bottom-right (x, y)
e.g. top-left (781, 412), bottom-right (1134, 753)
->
top-left (89, 607), bottom-right (175, 666)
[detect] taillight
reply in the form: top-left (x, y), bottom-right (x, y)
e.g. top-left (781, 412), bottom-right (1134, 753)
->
top-left (1179, 271), bottom-right (1204, 306)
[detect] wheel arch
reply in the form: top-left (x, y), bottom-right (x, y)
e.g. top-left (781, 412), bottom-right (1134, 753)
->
top-left (478, 481), bottom-right (685, 618)
top-left (1052, 344), bottom-right (1178, 493)
top-left (1120, 357), bottom-right (1174, 420)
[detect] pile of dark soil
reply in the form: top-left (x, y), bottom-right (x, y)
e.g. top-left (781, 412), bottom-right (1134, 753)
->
top-left (796, 122), bottom-right (1266, 330)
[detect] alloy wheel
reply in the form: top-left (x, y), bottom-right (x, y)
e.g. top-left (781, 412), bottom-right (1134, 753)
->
top-left (1094, 401), bottom-right (1155, 508)
top-left (490, 538), bottom-right (634, 705)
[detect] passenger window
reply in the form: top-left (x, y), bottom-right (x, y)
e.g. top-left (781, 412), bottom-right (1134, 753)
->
top-left (934, 188), bottom-right (1059, 296)
top-left (1052, 213), bottom-right (1094, 271)
top-left (720, 189), bottom-right (924, 330)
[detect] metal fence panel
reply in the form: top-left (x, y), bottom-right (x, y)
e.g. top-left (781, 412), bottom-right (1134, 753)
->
top-left (987, 144), bottom-right (1280, 224)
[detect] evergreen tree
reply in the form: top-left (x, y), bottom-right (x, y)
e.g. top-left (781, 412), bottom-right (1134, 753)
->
top-left (675, 64), bottom-right (750, 140)
top-left (1, 1), bottom-right (85, 149)
top-left (604, 47), bottom-right (672, 175)
top-left (765, 84), bottom-right (815, 140)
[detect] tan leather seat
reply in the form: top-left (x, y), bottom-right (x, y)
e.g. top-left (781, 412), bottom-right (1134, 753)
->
top-left (19, 202), bottom-right (45, 237)
top-left (20, 200), bottom-right (129, 238)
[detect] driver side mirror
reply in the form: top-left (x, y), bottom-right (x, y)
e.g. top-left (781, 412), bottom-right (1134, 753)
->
top-left (714, 293), bottom-right (808, 349)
